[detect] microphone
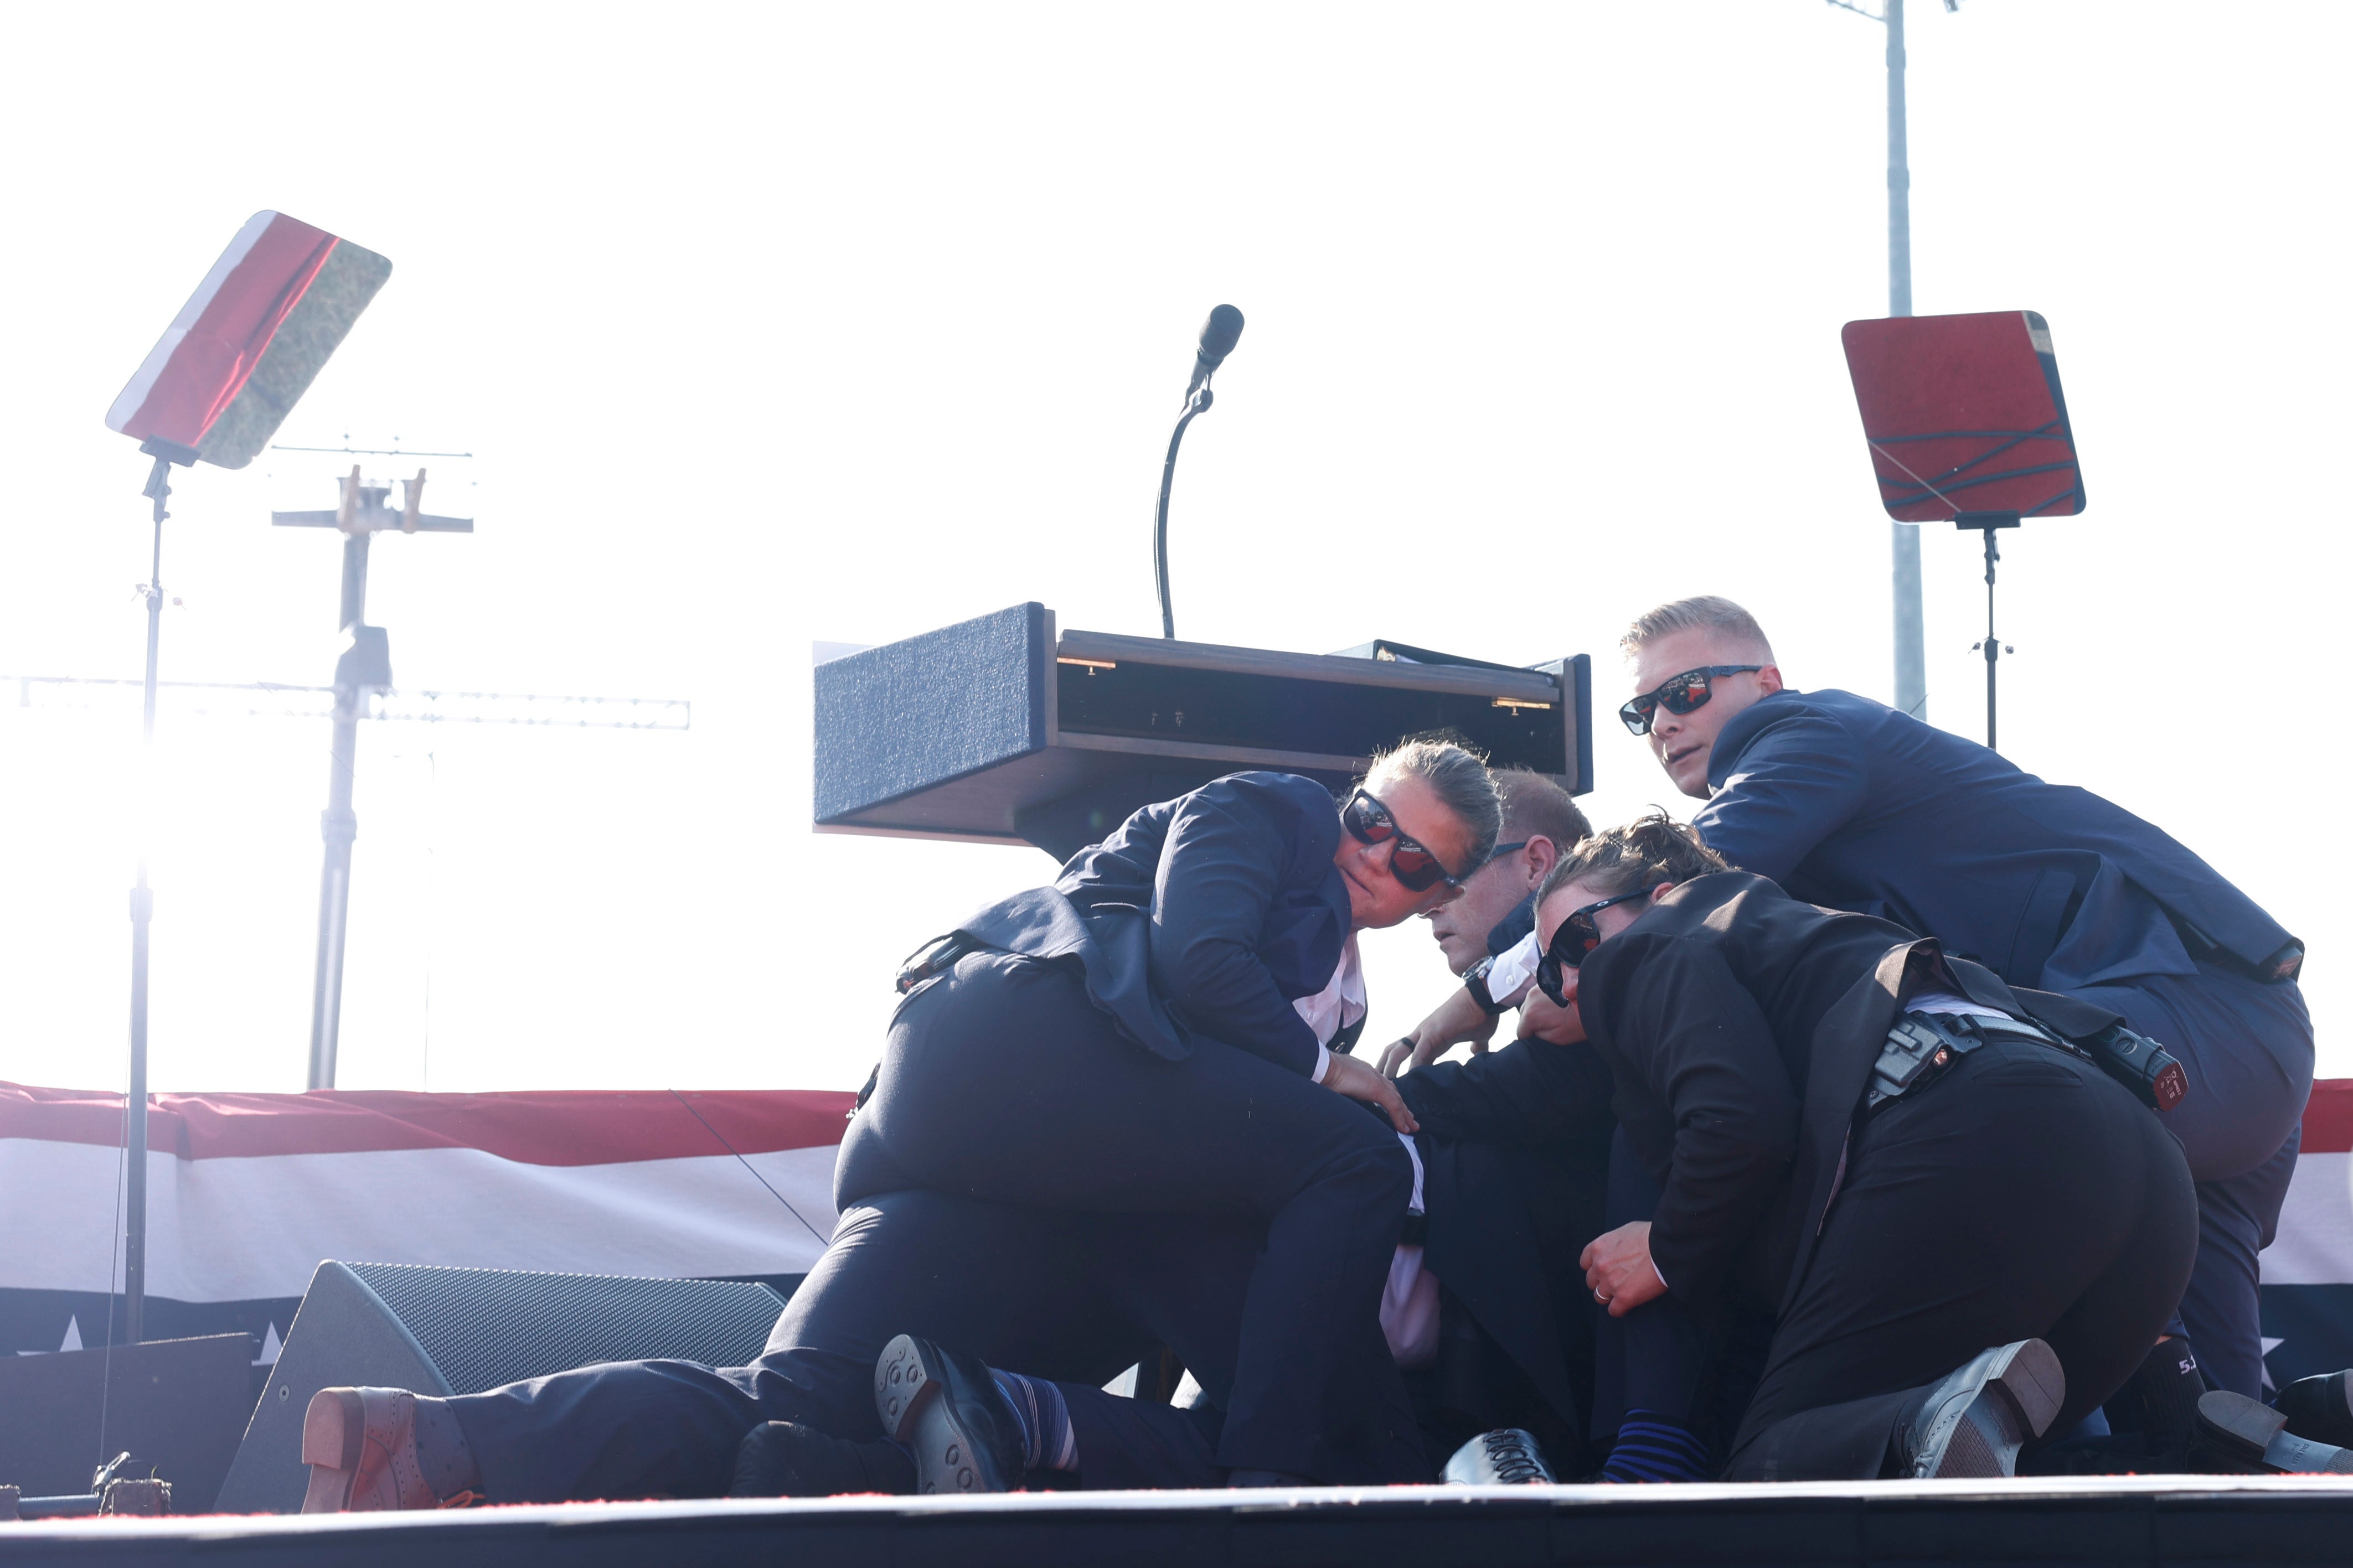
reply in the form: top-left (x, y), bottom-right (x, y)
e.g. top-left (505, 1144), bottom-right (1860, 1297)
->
top-left (1184, 304), bottom-right (1246, 397)
top-left (1155, 303), bottom-right (1246, 640)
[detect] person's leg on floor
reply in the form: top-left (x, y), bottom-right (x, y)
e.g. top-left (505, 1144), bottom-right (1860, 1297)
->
top-left (1724, 1039), bottom-right (2196, 1478)
top-left (2070, 965), bottom-right (2313, 1398)
top-left (450, 1189), bottom-right (1145, 1503)
top-left (1592, 1127), bottom-right (1716, 1481)
top-left (839, 953), bottom-right (1414, 1480)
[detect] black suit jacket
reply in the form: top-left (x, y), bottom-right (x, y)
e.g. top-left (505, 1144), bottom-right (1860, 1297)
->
top-left (947, 772), bottom-right (1351, 1078)
top-left (1577, 871), bottom-right (2125, 1317)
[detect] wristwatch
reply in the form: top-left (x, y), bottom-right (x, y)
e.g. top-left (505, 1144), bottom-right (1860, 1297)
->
top-left (1464, 956), bottom-right (1506, 1018)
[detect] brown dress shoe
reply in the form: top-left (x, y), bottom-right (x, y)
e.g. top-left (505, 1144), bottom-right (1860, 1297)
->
top-left (301, 1388), bottom-right (463, 1513)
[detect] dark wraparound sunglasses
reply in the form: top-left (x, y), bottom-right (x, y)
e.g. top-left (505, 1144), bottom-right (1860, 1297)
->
top-left (1341, 788), bottom-right (1468, 894)
top-left (1535, 885), bottom-right (1665, 1003)
top-left (1618, 665), bottom-right (1764, 736)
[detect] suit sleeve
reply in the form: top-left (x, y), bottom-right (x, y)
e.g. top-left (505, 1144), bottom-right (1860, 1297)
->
top-left (1397, 1038), bottom-right (1616, 1150)
top-left (1691, 707), bottom-right (1872, 886)
top-left (1601, 933), bottom-right (1800, 1302)
top-left (1149, 780), bottom-right (1327, 1077)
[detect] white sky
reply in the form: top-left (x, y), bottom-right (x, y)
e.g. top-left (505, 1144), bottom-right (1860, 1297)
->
top-left (0, 2), bottom-right (2342, 1097)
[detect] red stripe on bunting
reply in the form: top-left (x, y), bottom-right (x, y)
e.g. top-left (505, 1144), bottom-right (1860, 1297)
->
top-left (2304, 1079), bottom-right (2353, 1156)
top-left (0, 1082), bottom-right (854, 1166)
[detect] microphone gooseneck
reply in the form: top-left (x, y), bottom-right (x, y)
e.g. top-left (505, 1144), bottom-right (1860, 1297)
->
top-left (1158, 304), bottom-right (1245, 639)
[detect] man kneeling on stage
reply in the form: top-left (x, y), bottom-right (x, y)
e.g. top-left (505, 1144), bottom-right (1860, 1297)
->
top-left (1519, 814), bottom-right (2353, 1478)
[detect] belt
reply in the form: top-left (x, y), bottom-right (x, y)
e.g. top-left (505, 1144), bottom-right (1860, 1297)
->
top-left (1864, 1008), bottom-right (2079, 1111)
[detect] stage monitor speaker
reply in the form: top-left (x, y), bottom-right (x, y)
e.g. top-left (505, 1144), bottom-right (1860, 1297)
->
top-left (0, 1332), bottom-right (253, 1513)
top-left (216, 1261), bottom-right (787, 1515)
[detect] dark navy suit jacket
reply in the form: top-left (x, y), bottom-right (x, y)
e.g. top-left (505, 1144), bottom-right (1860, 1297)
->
top-left (951, 772), bottom-right (1351, 1078)
top-left (1695, 689), bottom-right (2296, 990)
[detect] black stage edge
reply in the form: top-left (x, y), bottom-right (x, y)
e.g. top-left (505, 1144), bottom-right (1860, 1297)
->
top-left (6, 1477), bottom-right (2353, 1566)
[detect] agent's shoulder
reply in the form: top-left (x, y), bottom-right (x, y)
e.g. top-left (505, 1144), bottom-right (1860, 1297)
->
top-left (1715, 687), bottom-right (1926, 762)
top-left (1729, 687), bottom-right (1892, 729)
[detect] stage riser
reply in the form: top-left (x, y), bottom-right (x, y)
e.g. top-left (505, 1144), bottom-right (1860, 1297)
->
top-left (7, 1486), bottom-right (2353, 1567)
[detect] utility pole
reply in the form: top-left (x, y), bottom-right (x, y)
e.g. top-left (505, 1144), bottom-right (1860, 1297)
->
top-left (1885, 0), bottom-right (1927, 720)
top-left (274, 467), bottom-right (471, 1089)
top-left (1833, 0), bottom-right (1948, 721)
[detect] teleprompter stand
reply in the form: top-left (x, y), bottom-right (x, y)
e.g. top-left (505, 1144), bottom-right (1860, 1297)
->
top-left (122, 434), bottom-right (202, 1343)
top-left (1957, 510), bottom-right (2020, 751)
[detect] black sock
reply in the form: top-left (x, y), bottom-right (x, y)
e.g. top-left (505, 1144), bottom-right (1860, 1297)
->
top-left (990, 1369), bottom-right (1077, 1472)
top-left (411, 1396), bottom-right (484, 1499)
top-left (2130, 1339), bottom-right (2208, 1451)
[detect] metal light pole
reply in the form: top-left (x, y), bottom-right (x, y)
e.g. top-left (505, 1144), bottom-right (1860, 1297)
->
top-left (1834, 0), bottom-right (1952, 721)
top-left (1884, 0), bottom-right (1927, 720)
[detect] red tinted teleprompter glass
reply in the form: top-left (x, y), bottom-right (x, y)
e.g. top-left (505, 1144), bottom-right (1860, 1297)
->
top-left (1840, 311), bottom-right (2084, 522)
top-left (106, 212), bottom-right (392, 470)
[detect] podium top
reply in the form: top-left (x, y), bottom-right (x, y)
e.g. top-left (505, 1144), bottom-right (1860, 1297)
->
top-left (814, 603), bottom-right (1590, 860)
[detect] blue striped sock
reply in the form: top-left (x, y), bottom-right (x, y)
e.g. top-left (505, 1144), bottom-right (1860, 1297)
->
top-left (990, 1369), bottom-right (1078, 1473)
top-left (1600, 1410), bottom-right (1711, 1483)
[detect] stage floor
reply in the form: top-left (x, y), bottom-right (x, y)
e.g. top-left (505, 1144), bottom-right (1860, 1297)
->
top-left (6, 1476), bottom-right (2353, 1567)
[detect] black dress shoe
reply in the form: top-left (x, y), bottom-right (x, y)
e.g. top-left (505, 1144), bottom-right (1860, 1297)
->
top-left (2274, 1370), bottom-right (2353, 1450)
top-left (2196, 1391), bottom-right (2353, 1474)
top-left (1890, 1340), bottom-right (2066, 1479)
top-left (730, 1421), bottom-right (917, 1497)
top-left (1442, 1429), bottom-right (1557, 1485)
top-left (874, 1334), bottom-right (1029, 1495)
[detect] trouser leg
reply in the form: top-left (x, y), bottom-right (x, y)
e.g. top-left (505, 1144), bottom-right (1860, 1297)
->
top-left (1724, 1040), bottom-right (2196, 1479)
top-left (2067, 966), bottom-right (2313, 1398)
top-left (839, 954), bottom-right (1417, 1481)
top-left (1593, 1129), bottom-right (1713, 1440)
top-left (451, 1359), bottom-right (773, 1503)
top-left (451, 1189), bottom-right (1147, 1503)
top-left (2179, 1130), bottom-right (2299, 1398)
top-left (1060, 1386), bottom-right (1228, 1488)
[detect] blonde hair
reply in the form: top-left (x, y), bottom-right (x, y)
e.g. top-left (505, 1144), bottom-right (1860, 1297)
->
top-left (1619, 596), bottom-right (1776, 665)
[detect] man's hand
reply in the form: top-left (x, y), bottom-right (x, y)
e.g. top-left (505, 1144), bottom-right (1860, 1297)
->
top-left (1377, 986), bottom-right (1500, 1078)
top-left (1580, 1221), bottom-right (1665, 1318)
top-left (1323, 1051), bottom-right (1420, 1134)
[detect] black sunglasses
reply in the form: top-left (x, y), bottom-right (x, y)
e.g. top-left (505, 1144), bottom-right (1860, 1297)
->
top-left (1535, 885), bottom-right (1664, 1003)
top-left (1341, 788), bottom-right (1466, 894)
top-left (1618, 665), bottom-right (1764, 736)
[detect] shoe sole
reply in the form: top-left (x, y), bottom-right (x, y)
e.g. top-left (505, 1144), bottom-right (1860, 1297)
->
top-left (874, 1333), bottom-right (999, 1495)
top-left (298, 1389), bottom-right (366, 1513)
top-left (2200, 1391), bottom-right (2353, 1475)
top-left (1916, 1341), bottom-right (2065, 1479)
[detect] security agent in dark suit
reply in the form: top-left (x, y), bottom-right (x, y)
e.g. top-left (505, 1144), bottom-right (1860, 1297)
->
top-left (1537, 819), bottom-right (2200, 1479)
top-left (1410, 603), bottom-right (2310, 1403)
top-left (835, 756), bottom-right (1497, 1488)
top-left (1612, 596), bottom-right (2310, 1406)
top-left (294, 756), bottom-right (1500, 1513)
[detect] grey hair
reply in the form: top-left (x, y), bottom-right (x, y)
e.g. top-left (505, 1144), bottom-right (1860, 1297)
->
top-left (1619, 596), bottom-right (1777, 665)
top-left (1364, 738), bottom-right (1503, 876)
